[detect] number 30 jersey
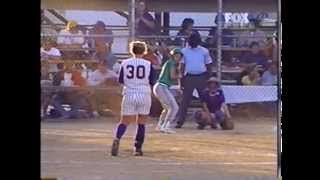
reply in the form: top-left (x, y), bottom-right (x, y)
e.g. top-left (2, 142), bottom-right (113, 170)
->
top-left (118, 58), bottom-right (156, 95)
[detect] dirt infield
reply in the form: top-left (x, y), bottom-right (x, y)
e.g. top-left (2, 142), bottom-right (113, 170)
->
top-left (41, 117), bottom-right (278, 180)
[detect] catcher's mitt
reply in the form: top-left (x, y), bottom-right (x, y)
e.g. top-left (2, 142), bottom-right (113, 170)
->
top-left (220, 119), bottom-right (234, 130)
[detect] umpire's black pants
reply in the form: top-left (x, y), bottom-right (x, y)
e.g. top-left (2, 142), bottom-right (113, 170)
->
top-left (176, 73), bottom-right (208, 127)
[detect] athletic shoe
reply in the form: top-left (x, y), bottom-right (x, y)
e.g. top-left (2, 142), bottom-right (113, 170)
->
top-left (159, 127), bottom-right (167, 133)
top-left (211, 123), bottom-right (218, 129)
top-left (175, 124), bottom-right (182, 129)
top-left (163, 128), bottom-right (176, 134)
top-left (156, 120), bottom-right (164, 130)
top-left (197, 125), bottom-right (206, 130)
top-left (133, 148), bottom-right (143, 156)
top-left (111, 139), bottom-right (120, 156)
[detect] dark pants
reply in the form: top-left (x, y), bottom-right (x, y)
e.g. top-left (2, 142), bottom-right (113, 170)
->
top-left (51, 92), bottom-right (92, 118)
top-left (176, 73), bottom-right (208, 127)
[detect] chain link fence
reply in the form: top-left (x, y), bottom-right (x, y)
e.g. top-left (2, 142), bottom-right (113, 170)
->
top-left (41, 10), bottom-right (279, 119)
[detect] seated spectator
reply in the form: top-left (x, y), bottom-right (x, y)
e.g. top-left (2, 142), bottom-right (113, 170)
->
top-left (69, 64), bottom-right (87, 87)
top-left (204, 14), bottom-right (234, 65)
top-left (237, 64), bottom-right (253, 85)
top-left (205, 14), bottom-right (234, 48)
top-left (41, 39), bottom-right (61, 60)
top-left (273, 32), bottom-right (278, 63)
top-left (135, 0), bottom-right (156, 36)
top-left (174, 18), bottom-right (200, 46)
top-left (241, 66), bottom-right (261, 85)
top-left (41, 39), bottom-right (61, 74)
top-left (49, 62), bottom-right (95, 119)
top-left (52, 63), bottom-right (65, 86)
top-left (263, 32), bottom-right (278, 63)
top-left (261, 63), bottom-right (278, 85)
top-left (57, 20), bottom-right (86, 60)
top-left (238, 20), bottom-right (267, 48)
top-left (240, 42), bottom-right (269, 70)
top-left (157, 41), bottom-right (171, 65)
top-left (91, 41), bottom-right (118, 71)
top-left (88, 62), bottom-right (118, 86)
top-left (143, 43), bottom-right (162, 70)
top-left (86, 62), bottom-right (119, 117)
top-left (194, 77), bottom-right (233, 130)
top-left (41, 61), bottom-right (50, 80)
top-left (89, 21), bottom-right (114, 51)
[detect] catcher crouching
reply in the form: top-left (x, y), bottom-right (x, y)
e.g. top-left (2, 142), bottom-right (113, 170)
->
top-left (194, 77), bottom-right (234, 130)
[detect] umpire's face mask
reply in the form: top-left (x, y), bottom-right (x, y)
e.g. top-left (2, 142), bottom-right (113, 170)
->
top-left (208, 82), bottom-right (219, 90)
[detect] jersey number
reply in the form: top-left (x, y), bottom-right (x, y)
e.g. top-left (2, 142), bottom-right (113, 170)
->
top-left (126, 65), bottom-right (145, 79)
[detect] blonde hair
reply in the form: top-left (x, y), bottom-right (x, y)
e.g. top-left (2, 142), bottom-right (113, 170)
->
top-left (66, 20), bottom-right (78, 31)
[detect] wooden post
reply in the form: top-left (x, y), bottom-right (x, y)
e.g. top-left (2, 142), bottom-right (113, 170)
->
top-left (163, 12), bottom-right (170, 35)
top-left (155, 12), bottom-right (162, 35)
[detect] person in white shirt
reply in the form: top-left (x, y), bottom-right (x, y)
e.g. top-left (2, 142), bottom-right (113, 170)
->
top-left (87, 62), bottom-right (119, 117)
top-left (41, 39), bottom-right (61, 73)
top-left (88, 62), bottom-right (118, 86)
top-left (41, 39), bottom-right (61, 59)
top-left (261, 62), bottom-right (277, 86)
top-left (57, 20), bottom-right (85, 59)
top-left (57, 20), bottom-right (84, 46)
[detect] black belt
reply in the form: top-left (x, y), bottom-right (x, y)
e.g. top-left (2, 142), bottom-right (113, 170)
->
top-left (186, 72), bottom-right (207, 76)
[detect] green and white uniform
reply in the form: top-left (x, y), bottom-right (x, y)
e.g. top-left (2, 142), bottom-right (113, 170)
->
top-left (153, 59), bottom-right (179, 133)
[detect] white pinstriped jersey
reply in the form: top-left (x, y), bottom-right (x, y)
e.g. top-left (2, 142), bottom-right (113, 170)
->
top-left (119, 58), bottom-right (152, 95)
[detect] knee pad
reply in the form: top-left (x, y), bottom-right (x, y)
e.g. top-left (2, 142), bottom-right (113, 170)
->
top-left (214, 111), bottom-right (226, 123)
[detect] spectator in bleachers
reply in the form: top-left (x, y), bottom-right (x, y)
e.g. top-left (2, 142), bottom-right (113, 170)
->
top-left (204, 14), bottom-right (235, 66)
top-left (52, 63), bottom-right (65, 86)
top-left (91, 41), bottom-right (118, 71)
top-left (89, 21), bottom-right (114, 51)
top-left (143, 43), bottom-right (162, 70)
top-left (238, 19), bottom-right (267, 48)
top-left (41, 39), bottom-right (61, 74)
top-left (50, 62), bottom-right (95, 119)
top-left (88, 62), bottom-right (118, 86)
top-left (174, 18), bottom-right (200, 46)
top-left (263, 32), bottom-right (278, 63)
top-left (240, 42), bottom-right (269, 70)
top-left (41, 62), bottom-right (50, 80)
top-left (135, 0), bottom-right (156, 36)
top-left (241, 66), bottom-right (261, 85)
top-left (157, 41), bottom-right (171, 65)
top-left (57, 20), bottom-right (86, 60)
top-left (205, 14), bottom-right (234, 48)
top-left (273, 32), bottom-right (278, 62)
top-left (41, 39), bottom-right (61, 60)
top-left (44, 63), bottom-right (65, 118)
top-left (261, 63), bottom-right (277, 86)
top-left (87, 62), bottom-right (119, 117)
